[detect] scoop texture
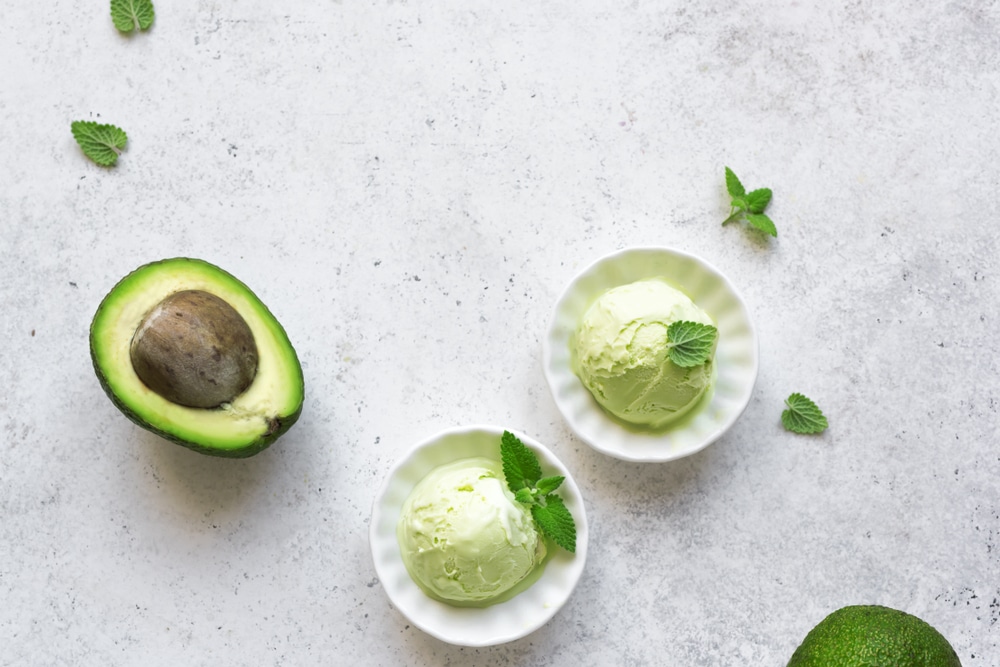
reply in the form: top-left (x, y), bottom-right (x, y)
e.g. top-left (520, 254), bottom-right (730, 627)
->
top-left (571, 278), bottom-right (715, 428)
top-left (397, 457), bottom-right (545, 605)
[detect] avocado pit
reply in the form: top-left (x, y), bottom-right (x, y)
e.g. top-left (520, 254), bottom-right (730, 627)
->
top-left (129, 289), bottom-right (259, 409)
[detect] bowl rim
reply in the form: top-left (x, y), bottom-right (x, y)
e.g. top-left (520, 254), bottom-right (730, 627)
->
top-left (542, 245), bottom-right (759, 462)
top-left (368, 424), bottom-right (589, 647)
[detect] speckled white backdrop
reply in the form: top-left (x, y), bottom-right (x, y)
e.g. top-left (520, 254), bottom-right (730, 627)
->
top-left (2, 0), bottom-right (998, 664)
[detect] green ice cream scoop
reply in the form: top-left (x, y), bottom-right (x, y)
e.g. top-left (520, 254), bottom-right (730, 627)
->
top-left (571, 278), bottom-right (716, 428)
top-left (397, 457), bottom-right (546, 606)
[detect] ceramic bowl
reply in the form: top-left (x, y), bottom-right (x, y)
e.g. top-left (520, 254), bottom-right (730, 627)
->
top-left (369, 425), bottom-right (588, 647)
top-left (542, 246), bottom-right (758, 462)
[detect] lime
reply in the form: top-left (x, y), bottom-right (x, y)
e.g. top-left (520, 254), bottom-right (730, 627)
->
top-left (787, 605), bottom-right (962, 666)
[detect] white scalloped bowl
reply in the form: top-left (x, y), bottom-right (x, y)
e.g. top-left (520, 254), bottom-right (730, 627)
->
top-left (543, 247), bottom-right (758, 462)
top-left (369, 425), bottom-right (588, 647)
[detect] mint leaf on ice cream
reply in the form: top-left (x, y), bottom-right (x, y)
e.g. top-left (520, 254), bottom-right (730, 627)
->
top-left (501, 431), bottom-right (577, 553)
top-left (501, 429), bottom-right (542, 492)
top-left (531, 495), bottom-right (576, 554)
top-left (666, 320), bottom-right (718, 368)
top-left (534, 475), bottom-right (565, 496)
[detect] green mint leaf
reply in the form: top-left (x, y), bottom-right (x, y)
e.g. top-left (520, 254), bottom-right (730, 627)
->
top-left (725, 166), bottom-right (745, 198)
top-left (500, 430), bottom-right (542, 493)
top-left (531, 496), bottom-right (576, 553)
top-left (514, 488), bottom-right (535, 505)
top-left (722, 209), bottom-right (743, 226)
top-left (721, 170), bottom-right (777, 236)
top-left (746, 213), bottom-right (777, 237)
top-left (745, 188), bottom-right (772, 214)
top-left (782, 393), bottom-right (828, 434)
top-left (499, 431), bottom-right (578, 554)
top-left (535, 475), bottom-right (564, 496)
top-left (666, 320), bottom-right (718, 367)
top-left (111, 0), bottom-right (155, 32)
top-left (71, 121), bottom-right (128, 166)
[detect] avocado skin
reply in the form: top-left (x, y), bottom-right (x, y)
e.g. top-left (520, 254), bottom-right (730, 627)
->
top-left (89, 353), bottom-right (303, 458)
top-left (90, 257), bottom-right (304, 458)
top-left (787, 605), bottom-right (961, 667)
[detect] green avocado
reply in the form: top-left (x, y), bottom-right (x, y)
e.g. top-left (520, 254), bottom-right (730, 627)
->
top-left (787, 605), bottom-right (962, 667)
top-left (90, 258), bottom-right (304, 458)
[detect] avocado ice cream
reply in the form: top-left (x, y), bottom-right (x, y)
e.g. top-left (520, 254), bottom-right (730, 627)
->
top-left (571, 277), bottom-right (716, 428)
top-left (397, 457), bottom-right (547, 606)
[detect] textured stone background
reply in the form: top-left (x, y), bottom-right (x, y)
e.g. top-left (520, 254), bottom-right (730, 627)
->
top-left (2, 0), bottom-right (999, 664)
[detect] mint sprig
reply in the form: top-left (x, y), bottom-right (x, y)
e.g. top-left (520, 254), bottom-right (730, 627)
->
top-left (71, 121), bottom-right (128, 166)
top-left (782, 393), bottom-right (828, 434)
top-left (501, 430), bottom-right (542, 492)
top-left (500, 430), bottom-right (576, 553)
top-left (666, 320), bottom-right (718, 367)
top-left (111, 0), bottom-right (155, 32)
top-left (723, 167), bottom-right (777, 237)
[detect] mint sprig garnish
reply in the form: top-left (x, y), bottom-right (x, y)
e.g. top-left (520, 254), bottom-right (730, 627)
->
top-left (530, 495), bottom-right (575, 553)
top-left (111, 0), bottom-right (155, 32)
top-left (500, 430), bottom-right (576, 553)
top-left (666, 320), bottom-right (718, 367)
top-left (782, 393), bottom-right (828, 434)
top-left (71, 121), bottom-right (128, 166)
top-left (501, 430), bottom-right (542, 492)
top-left (723, 167), bottom-right (777, 237)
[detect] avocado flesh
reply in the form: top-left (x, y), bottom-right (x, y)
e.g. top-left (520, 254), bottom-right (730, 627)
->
top-left (90, 258), bottom-right (304, 457)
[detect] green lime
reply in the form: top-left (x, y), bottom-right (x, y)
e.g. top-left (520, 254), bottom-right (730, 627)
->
top-left (787, 605), bottom-right (962, 666)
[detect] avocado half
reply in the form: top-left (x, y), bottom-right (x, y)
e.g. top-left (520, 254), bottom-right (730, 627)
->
top-left (90, 258), bottom-right (304, 458)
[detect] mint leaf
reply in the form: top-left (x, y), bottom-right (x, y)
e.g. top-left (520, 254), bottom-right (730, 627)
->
top-left (746, 213), bottom-right (777, 237)
top-left (499, 431), bottom-right (577, 554)
top-left (722, 197), bottom-right (748, 225)
top-left (532, 496), bottom-right (576, 553)
top-left (745, 188), bottom-right (772, 214)
top-left (111, 0), bottom-right (154, 32)
top-left (111, 0), bottom-right (155, 32)
top-left (500, 430), bottom-right (542, 493)
top-left (722, 168), bottom-right (777, 236)
top-left (514, 488), bottom-right (534, 504)
top-left (535, 475), bottom-right (564, 495)
top-left (725, 166), bottom-right (745, 197)
top-left (666, 320), bottom-right (718, 367)
top-left (782, 393), bottom-right (828, 434)
top-left (71, 121), bottom-right (128, 166)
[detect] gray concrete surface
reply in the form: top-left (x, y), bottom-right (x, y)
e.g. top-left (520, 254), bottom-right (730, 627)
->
top-left (2, 0), bottom-right (998, 664)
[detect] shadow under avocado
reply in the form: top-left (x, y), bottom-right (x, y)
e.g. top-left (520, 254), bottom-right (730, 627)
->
top-left (137, 427), bottom-right (291, 518)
